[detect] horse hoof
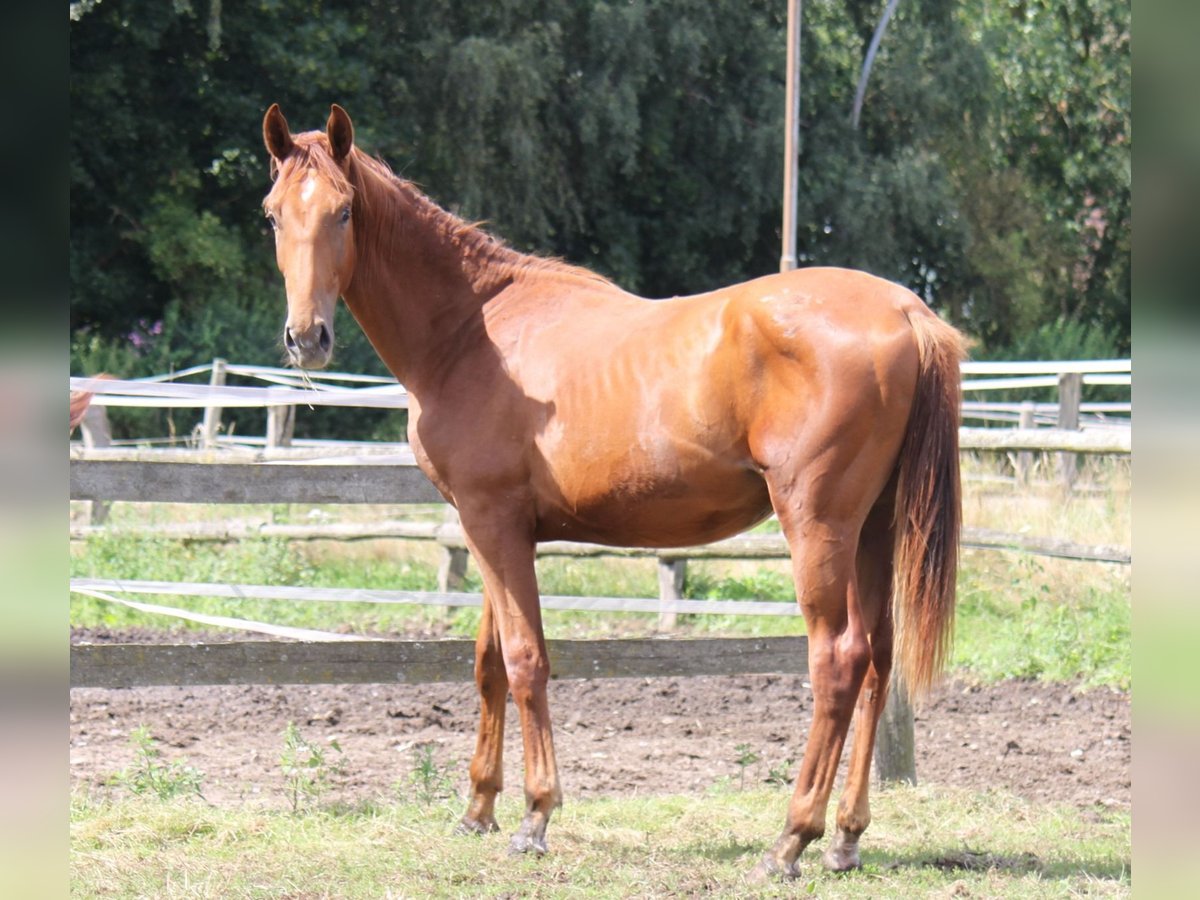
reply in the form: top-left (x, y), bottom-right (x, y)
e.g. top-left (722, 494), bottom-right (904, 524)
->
top-left (748, 854), bottom-right (801, 882)
top-left (508, 832), bottom-right (548, 856)
top-left (455, 815), bottom-right (500, 836)
top-left (822, 843), bottom-right (862, 872)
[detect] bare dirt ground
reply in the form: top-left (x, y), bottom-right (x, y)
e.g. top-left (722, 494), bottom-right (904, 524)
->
top-left (70, 629), bottom-right (1130, 812)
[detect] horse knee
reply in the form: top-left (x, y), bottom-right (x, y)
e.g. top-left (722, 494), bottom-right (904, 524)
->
top-left (502, 641), bottom-right (550, 704)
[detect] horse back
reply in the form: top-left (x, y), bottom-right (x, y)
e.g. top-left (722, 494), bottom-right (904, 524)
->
top-left (504, 267), bottom-right (926, 546)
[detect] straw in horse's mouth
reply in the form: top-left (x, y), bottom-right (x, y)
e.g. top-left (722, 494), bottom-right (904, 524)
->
top-left (297, 368), bottom-right (318, 408)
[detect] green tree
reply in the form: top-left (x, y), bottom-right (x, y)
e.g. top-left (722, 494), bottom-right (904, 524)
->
top-left (958, 0), bottom-right (1130, 352)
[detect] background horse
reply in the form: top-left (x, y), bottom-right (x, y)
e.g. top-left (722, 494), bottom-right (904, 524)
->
top-left (70, 373), bottom-right (113, 433)
top-left (261, 103), bottom-right (964, 877)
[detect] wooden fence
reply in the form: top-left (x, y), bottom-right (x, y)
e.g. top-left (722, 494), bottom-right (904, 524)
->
top-left (70, 424), bottom-right (1131, 786)
top-left (70, 446), bottom-right (921, 781)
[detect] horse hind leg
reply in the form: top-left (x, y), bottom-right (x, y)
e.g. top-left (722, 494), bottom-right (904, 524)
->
top-left (822, 502), bottom-right (896, 872)
top-left (457, 586), bottom-right (508, 835)
top-left (752, 499), bottom-right (873, 879)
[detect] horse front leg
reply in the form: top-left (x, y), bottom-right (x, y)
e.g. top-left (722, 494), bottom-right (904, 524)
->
top-left (458, 586), bottom-right (507, 835)
top-left (459, 512), bottom-right (562, 855)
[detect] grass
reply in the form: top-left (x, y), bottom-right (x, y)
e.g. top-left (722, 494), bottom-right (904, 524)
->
top-left (954, 552), bottom-right (1130, 689)
top-left (70, 783), bottom-right (1130, 898)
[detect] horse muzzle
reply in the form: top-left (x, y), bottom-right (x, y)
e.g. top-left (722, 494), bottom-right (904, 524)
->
top-left (284, 320), bottom-right (333, 369)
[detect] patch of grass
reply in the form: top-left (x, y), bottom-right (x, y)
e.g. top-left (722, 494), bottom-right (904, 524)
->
top-left (70, 784), bottom-right (1129, 898)
top-left (678, 566), bottom-right (803, 637)
top-left (954, 551), bottom-right (1131, 689)
top-left (960, 454), bottom-right (1131, 548)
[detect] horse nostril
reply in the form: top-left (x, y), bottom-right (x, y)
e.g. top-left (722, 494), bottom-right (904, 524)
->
top-left (318, 323), bottom-right (332, 353)
top-left (284, 327), bottom-right (298, 352)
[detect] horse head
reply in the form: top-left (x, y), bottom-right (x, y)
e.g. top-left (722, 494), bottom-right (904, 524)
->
top-left (261, 103), bottom-right (358, 369)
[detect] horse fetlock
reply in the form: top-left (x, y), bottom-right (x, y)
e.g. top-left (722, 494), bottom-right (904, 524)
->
top-left (524, 777), bottom-right (562, 815)
top-left (834, 796), bottom-right (871, 836)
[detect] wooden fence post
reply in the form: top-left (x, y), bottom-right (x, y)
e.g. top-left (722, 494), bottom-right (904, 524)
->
top-left (1057, 372), bottom-right (1082, 490)
top-left (266, 404), bottom-right (295, 449)
top-left (874, 676), bottom-right (917, 785)
top-left (656, 558), bottom-right (687, 632)
top-left (437, 508), bottom-right (469, 593)
top-left (1014, 401), bottom-right (1036, 486)
top-left (199, 358), bottom-right (227, 449)
top-left (79, 404), bottom-right (112, 525)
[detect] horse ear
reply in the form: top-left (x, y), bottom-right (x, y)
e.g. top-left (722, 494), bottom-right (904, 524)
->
top-left (327, 104), bottom-right (354, 163)
top-left (263, 104), bottom-right (294, 161)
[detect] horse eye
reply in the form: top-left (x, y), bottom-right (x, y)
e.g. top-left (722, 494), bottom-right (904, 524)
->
top-left (340, 206), bottom-right (352, 224)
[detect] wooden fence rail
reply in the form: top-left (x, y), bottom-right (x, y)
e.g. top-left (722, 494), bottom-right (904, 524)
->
top-left (69, 426), bottom-right (1129, 507)
top-left (71, 636), bottom-right (809, 689)
top-left (69, 437), bottom-right (1132, 573)
top-left (68, 519), bottom-right (1132, 567)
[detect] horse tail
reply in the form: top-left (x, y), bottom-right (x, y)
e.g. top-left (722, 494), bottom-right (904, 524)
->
top-left (891, 310), bottom-right (966, 701)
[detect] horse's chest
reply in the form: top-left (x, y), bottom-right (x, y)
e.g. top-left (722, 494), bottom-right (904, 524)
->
top-left (405, 402), bottom-right (458, 504)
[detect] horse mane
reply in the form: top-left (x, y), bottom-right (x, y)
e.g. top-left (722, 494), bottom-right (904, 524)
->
top-left (276, 131), bottom-right (612, 291)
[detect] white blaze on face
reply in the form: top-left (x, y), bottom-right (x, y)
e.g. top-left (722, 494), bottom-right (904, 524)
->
top-left (300, 175), bottom-right (317, 203)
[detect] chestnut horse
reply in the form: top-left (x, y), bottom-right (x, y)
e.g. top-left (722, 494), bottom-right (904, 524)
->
top-left (261, 104), bottom-right (964, 877)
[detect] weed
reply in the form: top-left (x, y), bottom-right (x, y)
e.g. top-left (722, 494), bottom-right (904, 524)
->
top-left (733, 743), bottom-right (760, 790)
top-left (279, 721), bottom-right (346, 812)
top-left (110, 726), bottom-right (205, 801)
top-left (399, 742), bottom-right (459, 804)
top-left (766, 757), bottom-right (795, 788)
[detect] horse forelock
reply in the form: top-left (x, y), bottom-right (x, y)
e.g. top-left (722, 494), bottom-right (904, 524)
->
top-left (268, 131), bottom-right (355, 202)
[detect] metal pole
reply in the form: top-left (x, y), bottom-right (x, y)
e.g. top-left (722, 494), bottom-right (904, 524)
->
top-left (780, 0), bottom-right (802, 273)
top-left (851, 0), bottom-right (902, 130)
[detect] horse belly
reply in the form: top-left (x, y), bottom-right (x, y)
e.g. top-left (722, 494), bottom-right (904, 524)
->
top-left (533, 457), bottom-right (772, 548)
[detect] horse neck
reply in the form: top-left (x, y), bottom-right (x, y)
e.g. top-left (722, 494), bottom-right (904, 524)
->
top-left (342, 160), bottom-right (518, 389)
